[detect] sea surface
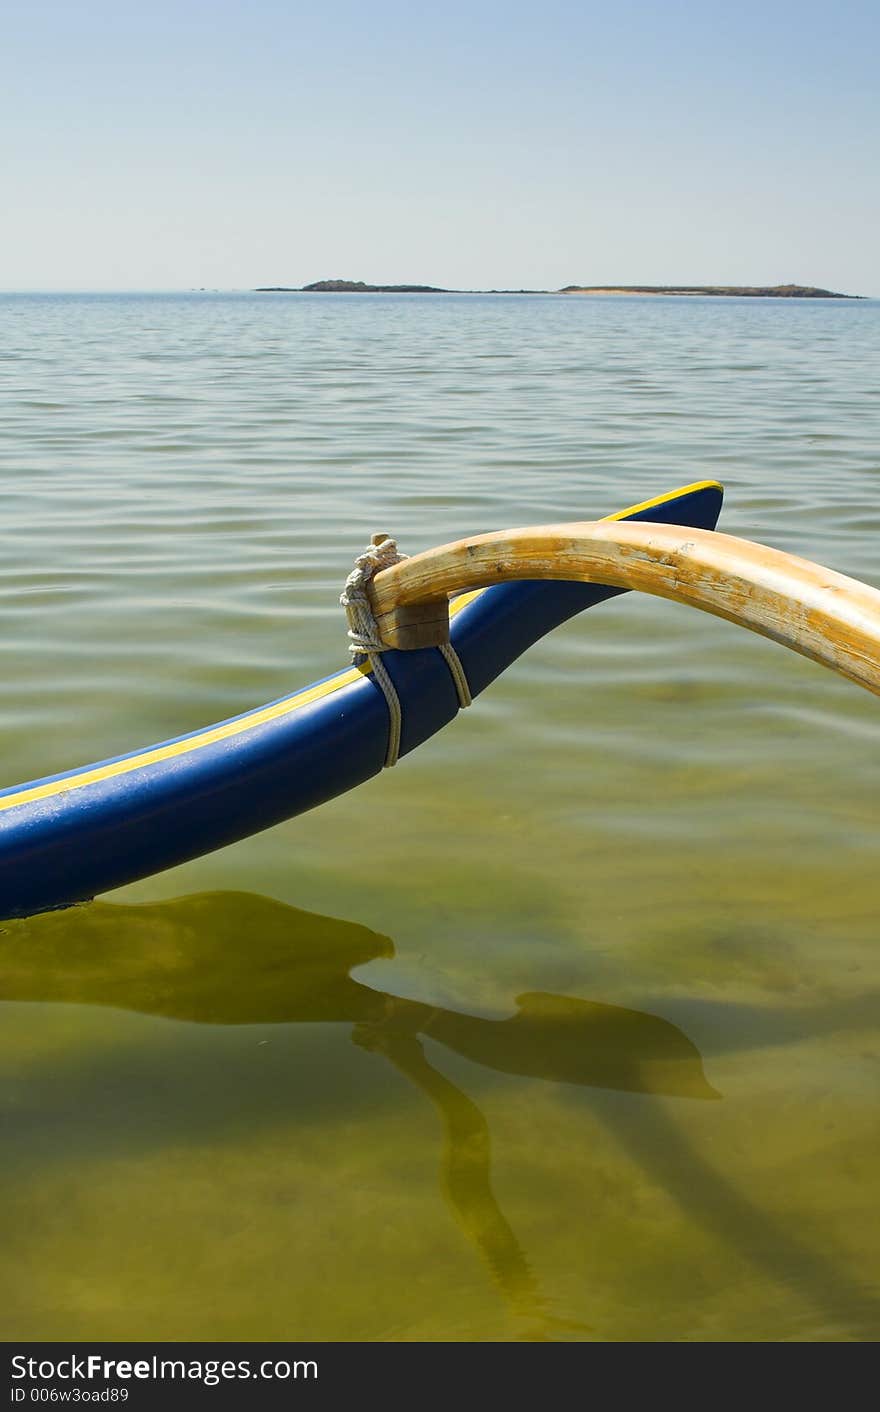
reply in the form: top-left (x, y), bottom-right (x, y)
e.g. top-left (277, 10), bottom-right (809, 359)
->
top-left (2, 290), bottom-right (880, 1341)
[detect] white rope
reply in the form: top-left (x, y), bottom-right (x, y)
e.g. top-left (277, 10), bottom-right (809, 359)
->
top-left (340, 534), bottom-right (471, 769)
top-left (340, 536), bottom-right (407, 767)
top-left (439, 642), bottom-right (473, 708)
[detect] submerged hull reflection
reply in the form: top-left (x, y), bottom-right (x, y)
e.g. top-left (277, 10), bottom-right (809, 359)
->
top-left (2, 890), bottom-right (875, 1340)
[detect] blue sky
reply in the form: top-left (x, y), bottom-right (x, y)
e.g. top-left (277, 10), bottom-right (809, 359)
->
top-left (3, 0), bottom-right (878, 292)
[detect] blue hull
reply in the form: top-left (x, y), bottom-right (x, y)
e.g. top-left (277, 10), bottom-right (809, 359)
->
top-left (0, 482), bottom-right (722, 917)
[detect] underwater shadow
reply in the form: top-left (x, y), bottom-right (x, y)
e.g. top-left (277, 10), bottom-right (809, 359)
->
top-left (1, 890), bottom-right (876, 1339)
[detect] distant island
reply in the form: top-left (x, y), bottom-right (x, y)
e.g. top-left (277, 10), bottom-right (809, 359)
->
top-left (257, 280), bottom-right (447, 293)
top-left (254, 279), bottom-right (861, 299)
top-left (559, 283), bottom-right (858, 298)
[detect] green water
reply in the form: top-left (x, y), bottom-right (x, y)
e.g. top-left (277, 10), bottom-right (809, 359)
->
top-left (2, 291), bottom-right (880, 1340)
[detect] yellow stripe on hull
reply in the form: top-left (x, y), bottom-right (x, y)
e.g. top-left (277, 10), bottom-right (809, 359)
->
top-left (0, 481), bottom-right (721, 814)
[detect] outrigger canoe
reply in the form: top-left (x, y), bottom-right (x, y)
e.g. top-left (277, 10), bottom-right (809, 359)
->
top-left (3, 477), bottom-right (880, 921)
top-left (0, 482), bottom-right (722, 918)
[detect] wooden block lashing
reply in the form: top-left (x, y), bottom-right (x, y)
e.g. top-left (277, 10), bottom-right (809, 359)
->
top-left (371, 597), bottom-right (450, 650)
top-left (367, 532), bottom-right (450, 648)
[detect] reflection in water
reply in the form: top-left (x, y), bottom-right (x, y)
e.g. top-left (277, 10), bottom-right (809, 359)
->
top-left (1, 891), bottom-right (874, 1339)
top-left (353, 1024), bottom-right (554, 1339)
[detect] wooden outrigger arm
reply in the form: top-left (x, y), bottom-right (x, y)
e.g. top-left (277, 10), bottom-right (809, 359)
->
top-left (368, 521), bottom-right (880, 698)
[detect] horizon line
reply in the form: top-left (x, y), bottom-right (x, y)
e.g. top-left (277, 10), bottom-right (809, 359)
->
top-left (0, 284), bottom-right (874, 299)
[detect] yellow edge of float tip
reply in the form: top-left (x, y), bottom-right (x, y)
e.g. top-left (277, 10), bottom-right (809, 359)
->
top-left (0, 481), bottom-right (723, 814)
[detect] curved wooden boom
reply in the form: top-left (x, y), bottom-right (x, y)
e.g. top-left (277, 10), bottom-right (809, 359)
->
top-left (368, 521), bottom-right (880, 697)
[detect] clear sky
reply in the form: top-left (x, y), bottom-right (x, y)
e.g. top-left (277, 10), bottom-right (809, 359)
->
top-left (3, 0), bottom-right (878, 293)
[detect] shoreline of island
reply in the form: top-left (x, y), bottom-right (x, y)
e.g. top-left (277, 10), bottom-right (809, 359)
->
top-left (557, 284), bottom-right (862, 298)
top-left (253, 279), bottom-right (863, 299)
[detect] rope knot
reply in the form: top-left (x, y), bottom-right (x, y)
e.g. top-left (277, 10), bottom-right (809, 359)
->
top-left (341, 532), bottom-right (471, 769)
top-left (339, 533), bottom-right (407, 661)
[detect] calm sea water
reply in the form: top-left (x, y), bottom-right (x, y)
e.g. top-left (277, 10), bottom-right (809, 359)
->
top-left (2, 291), bottom-right (880, 1341)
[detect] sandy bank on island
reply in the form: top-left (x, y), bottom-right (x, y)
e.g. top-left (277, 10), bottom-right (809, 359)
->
top-left (562, 288), bottom-right (661, 295)
top-left (558, 283), bottom-right (859, 298)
